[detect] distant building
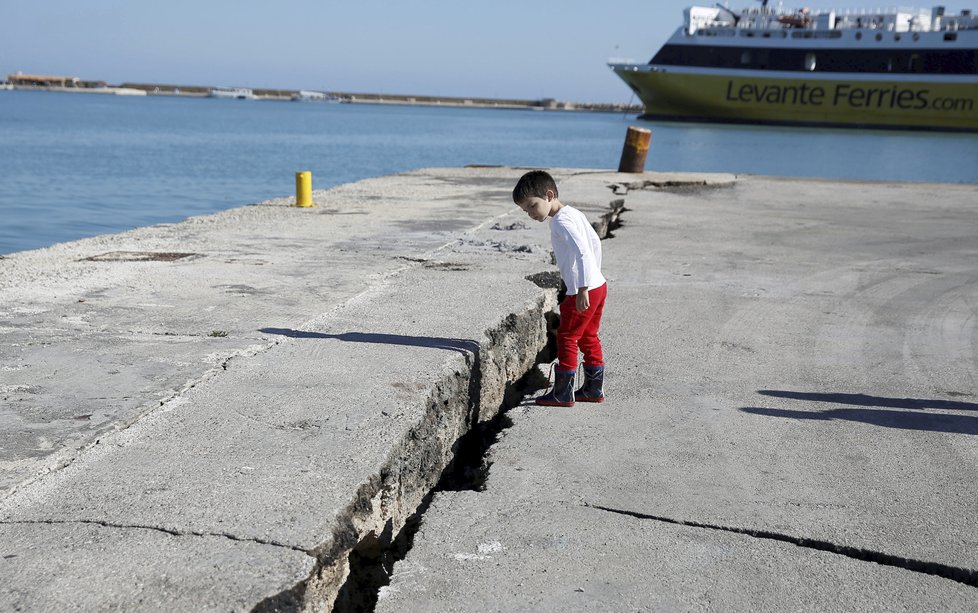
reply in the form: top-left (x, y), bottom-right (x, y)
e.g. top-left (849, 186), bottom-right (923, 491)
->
top-left (292, 90), bottom-right (329, 101)
top-left (7, 73), bottom-right (81, 87)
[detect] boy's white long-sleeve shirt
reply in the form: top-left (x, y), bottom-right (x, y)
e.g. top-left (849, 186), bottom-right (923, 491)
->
top-left (550, 205), bottom-right (606, 296)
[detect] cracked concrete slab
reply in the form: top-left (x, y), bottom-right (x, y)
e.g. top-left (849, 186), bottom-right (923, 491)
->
top-left (0, 521), bottom-right (313, 612)
top-left (1, 167), bottom-right (732, 610)
top-left (0, 171), bottom-right (502, 496)
top-left (380, 177), bottom-right (978, 611)
top-left (378, 494), bottom-right (977, 612)
top-left (0, 262), bottom-right (554, 551)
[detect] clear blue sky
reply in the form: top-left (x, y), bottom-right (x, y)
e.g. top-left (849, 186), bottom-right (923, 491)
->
top-left (2, 1), bottom-right (973, 103)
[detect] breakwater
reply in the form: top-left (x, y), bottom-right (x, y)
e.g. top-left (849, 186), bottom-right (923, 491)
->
top-left (4, 80), bottom-right (642, 112)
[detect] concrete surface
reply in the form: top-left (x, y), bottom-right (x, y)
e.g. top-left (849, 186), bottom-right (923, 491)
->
top-left (0, 167), bottom-right (730, 611)
top-left (378, 177), bottom-right (978, 611)
top-left (4, 169), bottom-right (974, 611)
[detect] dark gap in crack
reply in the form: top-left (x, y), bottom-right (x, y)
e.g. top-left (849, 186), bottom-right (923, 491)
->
top-left (593, 198), bottom-right (626, 241)
top-left (588, 504), bottom-right (978, 590)
top-left (650, 181), bottom-right (730, 194)
top-left (332, 325), bottom-right (558, 613)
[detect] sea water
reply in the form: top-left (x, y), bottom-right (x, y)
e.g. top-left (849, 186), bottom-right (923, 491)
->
top-left (1, 89), bottom-right (976, 255)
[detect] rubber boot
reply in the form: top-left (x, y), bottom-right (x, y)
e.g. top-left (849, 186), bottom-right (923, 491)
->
top-left (535, 369), bottom-right (576, 407)
top-left (575, 365), bottom-right (605, 403)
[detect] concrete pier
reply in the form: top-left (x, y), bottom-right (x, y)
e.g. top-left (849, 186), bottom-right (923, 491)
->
top-left (1, 169), bottom-right (976, 611)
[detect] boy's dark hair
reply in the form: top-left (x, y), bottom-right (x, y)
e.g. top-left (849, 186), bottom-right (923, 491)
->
top-left (512, 170), bottom-right (558, 203)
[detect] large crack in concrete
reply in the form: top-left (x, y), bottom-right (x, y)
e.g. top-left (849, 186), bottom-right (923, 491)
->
top-left (314, 196), bottom-right (629, 613)
top-left (247, 194), bottom-right (628, 612)
top-left (330, 324), bottom-right (558, 613)
top-left (586, 503), bottom-right (978, 589)
top-left (250, 291), bottom-right (559, 613)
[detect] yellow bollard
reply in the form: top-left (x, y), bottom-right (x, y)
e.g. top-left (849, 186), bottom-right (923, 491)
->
top-left (618, 126), bottom-right (652, 173)
top-left (295, 171), bottom-right (313, 207)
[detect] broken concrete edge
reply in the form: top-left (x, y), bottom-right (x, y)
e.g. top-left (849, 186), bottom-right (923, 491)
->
top-left (607, 172), bottom-right (737, 194)
top-left (535, 170), bottom-right (737, 239)
top-left (254, 175), bottom-right (742, 610)
top-left (246, 288), bottom-right (557, 611)
top-left (589, 198), bottom-right (625, 240)
top-left (251, 175), bottom-right (673, 610)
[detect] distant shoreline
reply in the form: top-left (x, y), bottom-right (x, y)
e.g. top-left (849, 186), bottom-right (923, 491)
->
top-left (1, 82), bottom-right (642, 114)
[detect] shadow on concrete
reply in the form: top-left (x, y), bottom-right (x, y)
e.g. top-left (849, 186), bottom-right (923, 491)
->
top-left (758, 390), bottom-right (978, 412)
top-left (740, 406), bottom-right (978, 435)
top-left (259, 328), bottom-right (480, 357)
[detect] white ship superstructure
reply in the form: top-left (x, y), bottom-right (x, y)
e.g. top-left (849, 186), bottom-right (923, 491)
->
top-left (610, 2), bottom-right (978, 131)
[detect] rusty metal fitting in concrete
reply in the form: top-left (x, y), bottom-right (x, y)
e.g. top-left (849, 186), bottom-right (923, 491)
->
top-left (617, 126), bottom-right (651, 173)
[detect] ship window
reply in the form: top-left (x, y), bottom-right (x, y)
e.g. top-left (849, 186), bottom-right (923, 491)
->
top-left (875, 33), bottom-right (883, 41)
top-left (855, 32), bottom-right (862, 40)
top-left (894, 34), bottom-right (901, 41)
top-left (944, 32), bottom-right (957, 41)
top-left (912, 33), bottom-right (920, 41)
top-left (650, 44), bottom-right (978, 75)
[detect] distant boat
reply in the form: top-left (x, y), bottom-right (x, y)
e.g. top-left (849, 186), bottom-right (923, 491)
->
top-left (208, 87), bottom-right (257, 100)
top-left (610, 1), bottom-right (978, 132)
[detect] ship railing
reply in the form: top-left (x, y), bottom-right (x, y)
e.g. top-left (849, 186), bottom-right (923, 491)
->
top-left (693, 4), bottom-right (975, 33)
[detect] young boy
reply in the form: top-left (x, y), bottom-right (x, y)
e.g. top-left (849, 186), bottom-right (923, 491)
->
top-left (512, 170), bottom-right (607, 407)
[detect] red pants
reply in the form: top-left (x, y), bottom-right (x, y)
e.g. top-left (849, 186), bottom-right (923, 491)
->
top-left (557, 282), bottom-right (607, 371)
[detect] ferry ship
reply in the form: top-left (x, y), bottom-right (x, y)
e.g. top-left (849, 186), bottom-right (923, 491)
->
top-left (610, 2), bottom-right (978, 131)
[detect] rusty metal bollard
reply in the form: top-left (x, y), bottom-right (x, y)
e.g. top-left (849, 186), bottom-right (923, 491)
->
top-left (617, 126), bottom-right (651, 173)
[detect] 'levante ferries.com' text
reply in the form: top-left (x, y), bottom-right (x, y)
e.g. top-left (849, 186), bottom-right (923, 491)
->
top-left (725, 80), bottom-right (975, 112)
